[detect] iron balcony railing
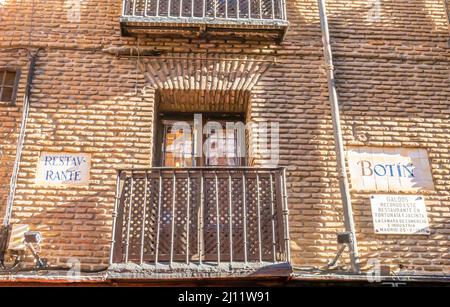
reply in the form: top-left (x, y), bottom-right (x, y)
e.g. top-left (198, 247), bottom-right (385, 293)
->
top-left (110, 167), bottom-right (290, 266)
top-left (122, 0), bottom-right (287, 23)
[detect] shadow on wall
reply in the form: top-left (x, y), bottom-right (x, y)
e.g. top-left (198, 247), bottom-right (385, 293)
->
top-left (325, 0), bottom-right (449, 34)
top-left (10, 89), bottom-right (154, 270)
top-left (6, 46), bottom-right (154, 270)
top-left (260, 0), bottom-right (449, 272)
top-left (0, 0), bottom-right (124, 45)
top-left (326, 0), bottom-right (450, 273)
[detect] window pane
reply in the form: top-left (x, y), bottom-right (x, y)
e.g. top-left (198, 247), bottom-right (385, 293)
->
top-left (160, 117), bottom-right (245, 167)
top-left (205, 121), bottom-right (242, 166)
top-left (1, 87), bottom-right (13, 102)
top-left (164, 152), bottom-right (175, 166)
top-left (4, 71), bottom-right (16, 86)
top-left (162, 123), bottom-right (194, 167)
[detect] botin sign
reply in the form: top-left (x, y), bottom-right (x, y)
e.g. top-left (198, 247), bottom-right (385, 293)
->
top-left (35, 152), bottom-right (91, 186)
top-left (347, 147), bottom-right (434, 192)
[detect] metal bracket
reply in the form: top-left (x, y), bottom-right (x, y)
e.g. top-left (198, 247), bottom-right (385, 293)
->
top-left (326, 232), bottom-right (354, 269)
top-left (337, 231), bottom-right (352, 244)
top-left (327, 244), bottom-right (347, 269)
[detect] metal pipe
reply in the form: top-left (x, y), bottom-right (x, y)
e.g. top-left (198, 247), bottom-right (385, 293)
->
top-left (3, 50), bottom-right (39, 227)
top-left (317, 0), bottom-right (360, 273)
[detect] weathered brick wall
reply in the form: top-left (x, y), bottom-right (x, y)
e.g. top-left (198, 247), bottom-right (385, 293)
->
top-left (0, 0), bottom-right (449, 273)
top-left (329, 0), bottom-right (450, 273)
top-left (11, 49), bottom-right (154, 266)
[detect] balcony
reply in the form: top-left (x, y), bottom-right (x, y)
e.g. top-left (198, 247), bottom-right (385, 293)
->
top-left (120, 0), bottom-right (289, 42)
top-left (109, 167), bottom-right (291, 278)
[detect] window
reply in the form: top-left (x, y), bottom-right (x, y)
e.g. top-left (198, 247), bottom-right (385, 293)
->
top-left (158, 114), bottom-right (246, 167)
top-left (0, 69), bottom-right (19, 104)
top-left (161, 120), bottom-right (195, 167)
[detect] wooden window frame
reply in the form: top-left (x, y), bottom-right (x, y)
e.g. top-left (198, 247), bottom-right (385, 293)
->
top-left (155, 112), bottom-right (247, 167)
top-left (0, 68), bottom-right (21, 105)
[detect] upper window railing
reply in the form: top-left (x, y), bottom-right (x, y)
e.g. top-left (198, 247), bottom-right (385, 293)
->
top-left (120, 0), bottom-right (288, 41)
top-left (123, 0), bottom-right (286, 22)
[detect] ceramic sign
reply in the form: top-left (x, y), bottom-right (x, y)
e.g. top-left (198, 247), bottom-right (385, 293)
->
top-left (347, 147), bottom-right (434, 192)
top-left (370, 195), bottom-right (430, 235)
top-left (35, 152), bottom-right (91, 186)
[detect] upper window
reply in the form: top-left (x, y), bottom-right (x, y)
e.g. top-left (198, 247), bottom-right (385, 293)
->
top-left (158, 114), bottom-right (246, 167)
top-left (0, 69), bottom-right (19, 105)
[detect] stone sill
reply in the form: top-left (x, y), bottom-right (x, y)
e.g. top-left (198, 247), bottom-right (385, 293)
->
top-left (0, 266), bottom-right (448, 286)
top-left (120, 16), bottom-right (289, 42)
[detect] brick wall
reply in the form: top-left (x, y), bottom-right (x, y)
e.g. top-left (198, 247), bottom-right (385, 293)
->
top-left (0, 0), bottom-right (449, 273)
top-left (330, 0), bottom-right (450, 273)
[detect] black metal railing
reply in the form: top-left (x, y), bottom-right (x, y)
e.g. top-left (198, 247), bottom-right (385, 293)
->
top-left (122, 0), bottom-right (287, 22)
top-left (110, 167), bottom-right (290, 265)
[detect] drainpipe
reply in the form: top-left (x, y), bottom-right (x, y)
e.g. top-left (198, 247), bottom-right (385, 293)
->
top-left (2, 50), bottom-right (39, 227)
top-left (317, 0), bottom-right (360, 273)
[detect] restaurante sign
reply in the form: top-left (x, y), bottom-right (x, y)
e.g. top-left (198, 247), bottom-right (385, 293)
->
top-left (35, 152), bottom-right (91, 186)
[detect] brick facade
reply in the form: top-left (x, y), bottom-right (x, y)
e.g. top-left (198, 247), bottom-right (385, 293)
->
top-left (0, 0), bottom-right (449, 274)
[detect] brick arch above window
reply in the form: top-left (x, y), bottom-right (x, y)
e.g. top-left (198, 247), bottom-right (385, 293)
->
top-left (138, 53), bottom-right (273, 112)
